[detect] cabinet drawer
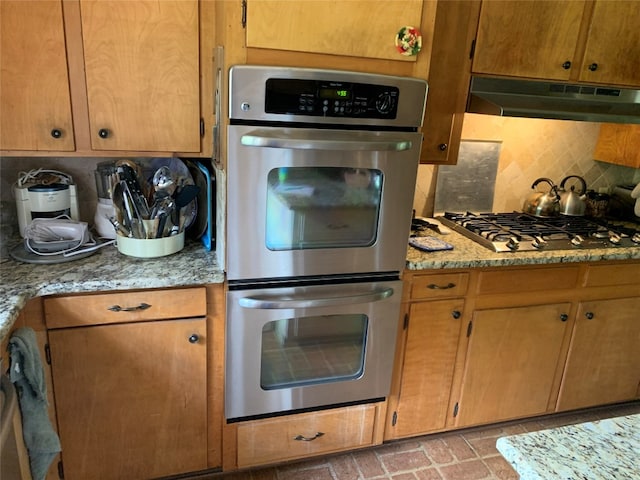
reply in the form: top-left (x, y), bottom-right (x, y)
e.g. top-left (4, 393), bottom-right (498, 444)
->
top-left (44, 287), bottom-right (207, 328)
top-left (583, 263), bottom-right (640, 287)
top-left (236, 404), bottom-right (379, 468)
top-left (477, 266), bottom-right (579, 295)
top-left (411, 273), bottom-right (469, 300)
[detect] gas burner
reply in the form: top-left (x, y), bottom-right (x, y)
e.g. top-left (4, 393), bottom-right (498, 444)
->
top-left (439, 212), bottom-right (640, 252)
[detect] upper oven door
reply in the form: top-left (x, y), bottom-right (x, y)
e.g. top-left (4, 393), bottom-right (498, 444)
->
top-left (227, 125), bottom-right (421, 281)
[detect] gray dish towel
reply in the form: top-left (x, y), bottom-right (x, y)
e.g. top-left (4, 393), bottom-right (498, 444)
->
top-left (9, 327), bottom-right (61, 480)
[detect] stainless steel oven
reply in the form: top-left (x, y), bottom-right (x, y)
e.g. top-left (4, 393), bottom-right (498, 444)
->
top-left (225, 66), bottom-right (427, 421)
top-left (226, 278), bottom-right (402, 420)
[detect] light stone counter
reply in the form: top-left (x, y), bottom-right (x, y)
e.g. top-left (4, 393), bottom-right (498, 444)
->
top-left (406, 230), bottom-right (640, 270)
top-left (496, 413), bottom-right (640, 479)
top-left (0, 238), bottom-right (224, 341)
top-left (2, 228), bottom-right (639, 341)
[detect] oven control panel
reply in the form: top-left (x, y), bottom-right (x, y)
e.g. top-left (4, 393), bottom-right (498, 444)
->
top-left (265, 78), bottom-right (400, 119)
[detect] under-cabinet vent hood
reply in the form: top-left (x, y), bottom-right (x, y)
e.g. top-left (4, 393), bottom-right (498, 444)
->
top-left (467, 76), bottom-right (640, 124)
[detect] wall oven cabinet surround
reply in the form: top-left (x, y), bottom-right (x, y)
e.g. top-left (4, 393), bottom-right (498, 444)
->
top-left (225, 66), bottom-right (426, 421)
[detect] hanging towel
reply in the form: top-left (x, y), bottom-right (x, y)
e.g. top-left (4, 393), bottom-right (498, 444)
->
top-left (9, 327), bottom-right (61, 480)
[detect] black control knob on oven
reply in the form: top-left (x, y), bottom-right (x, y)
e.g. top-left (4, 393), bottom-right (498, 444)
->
top-left (375, 93), bottom-right (395, 114)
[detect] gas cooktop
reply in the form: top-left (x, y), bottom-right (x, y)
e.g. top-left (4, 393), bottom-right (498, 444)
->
top-left (438, 212), bottom-right (640, 252)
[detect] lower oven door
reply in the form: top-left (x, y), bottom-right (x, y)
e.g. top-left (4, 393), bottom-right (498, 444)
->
top-left (225, 279), bottom-right (402, 421)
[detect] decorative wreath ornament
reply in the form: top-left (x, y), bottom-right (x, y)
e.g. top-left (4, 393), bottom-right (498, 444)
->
top-left (395, 26), bottom-right (422, 56)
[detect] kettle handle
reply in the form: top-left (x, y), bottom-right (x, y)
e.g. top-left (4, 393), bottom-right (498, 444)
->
top-left (531, 177), bottom-right (555, 190)
top-left (560, 175), bottom-right (587, 195)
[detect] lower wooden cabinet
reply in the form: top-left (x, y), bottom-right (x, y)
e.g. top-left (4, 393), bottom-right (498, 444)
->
top-left (557, 296), bottom-right (640, 411)
top-left (455, 303), bottom-right (571, 427)
top-left (386, 298), bottom-right (464, 439)
top-left (44, 288), bottom-right (210, 480)
top-left (235, 403), bottom-right (385, 468)
top-left (48, 318), bottom-right (207, 480)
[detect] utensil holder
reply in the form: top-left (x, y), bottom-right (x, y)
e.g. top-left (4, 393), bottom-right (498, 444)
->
top-left (116, 232), bottom-right (184, 258)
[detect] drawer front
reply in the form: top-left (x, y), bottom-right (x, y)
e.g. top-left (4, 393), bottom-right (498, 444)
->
top-left (44, 287), bottom-right (207, 328)
top-left (477, 266), bottom-right (579, 295)
top-left (236, 404), bottom-right (378, 468)
top-left (583, 263), bottom-right (640, 287)
top-left (411, 273), bottom-right (469, 300)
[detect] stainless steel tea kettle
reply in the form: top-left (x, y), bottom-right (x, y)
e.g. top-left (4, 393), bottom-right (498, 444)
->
top-left (558, 175), bottom-right (587, 216)
top-left (522, 178), bottom-right (560, 217)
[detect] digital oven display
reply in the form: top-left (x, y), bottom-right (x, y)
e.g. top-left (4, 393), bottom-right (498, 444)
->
top-left (319, 88), bottom-right (351, 100)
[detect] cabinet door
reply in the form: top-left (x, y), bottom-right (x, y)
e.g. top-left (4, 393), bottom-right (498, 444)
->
top-left (420, 0), bottom-right (479, 165)
top-left (593, 124), bottom-right (640, 168)
top-left (245, 0), bottom-right (424, 62)
top-left (456, 303), bottom-right (570, 427)
top-left (580, 1), bottom-right (640, 86)
top-left (0, 0), bottom-right (74, 151)
top-left (49, 318), bottom-right (207, 480)
top-left (80, 0), bottom-right (200, 152)
top-left (472, 1), bottom-right (586, 80)
top-left (557, 297), bottom-right (640, 411)
top-left (388, 299), bottom-right (463, 438)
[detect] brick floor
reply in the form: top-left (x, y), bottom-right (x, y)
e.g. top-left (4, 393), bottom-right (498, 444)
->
top-left (201, 401), bottom-right (640, 480)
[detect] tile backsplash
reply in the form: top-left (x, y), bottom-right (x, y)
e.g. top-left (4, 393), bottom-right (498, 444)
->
top-left (413, 114), bottom-right (640, 217)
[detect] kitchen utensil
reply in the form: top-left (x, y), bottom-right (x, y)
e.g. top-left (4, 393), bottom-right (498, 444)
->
top-left (111, 182), bottom-right (132, 236)
top-left (558, 175), bottom-right (587, 216)
top-left (120, 180), bottom-right (146, 239)
top-left (117, 162), bottom-right (150, 220)
top-left (522, 178), bottom-right (560, 217)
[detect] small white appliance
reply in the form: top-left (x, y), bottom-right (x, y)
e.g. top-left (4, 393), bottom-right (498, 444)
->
top-left (14, 170), bottom-right (79, 237)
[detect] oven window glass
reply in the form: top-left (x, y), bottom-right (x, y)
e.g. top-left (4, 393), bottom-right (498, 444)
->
top-left (260, 314), bottom-right (367, 390)
top-left (265, 167), bottom-right (382, 250)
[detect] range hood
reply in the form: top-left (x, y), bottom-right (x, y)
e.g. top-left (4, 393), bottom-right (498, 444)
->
top-left (467, 76), bottom-right (640, 124)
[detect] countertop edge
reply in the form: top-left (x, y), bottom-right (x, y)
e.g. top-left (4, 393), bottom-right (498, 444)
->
top-left (1, 240), bottom-right (224, 342)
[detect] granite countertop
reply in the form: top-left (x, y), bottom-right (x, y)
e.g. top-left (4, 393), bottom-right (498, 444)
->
top-left (2, 227), bottom-right (638, 342)
top-left (0, 238), bottom-right (224, 341)
top-left (496, 413), bottom-right (640, 479)
top-left (405, 230), bottom-right (640, 270)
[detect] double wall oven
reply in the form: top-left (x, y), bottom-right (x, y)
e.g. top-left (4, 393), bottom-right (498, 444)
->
top-left (225, 66), bottom-right (427, 421)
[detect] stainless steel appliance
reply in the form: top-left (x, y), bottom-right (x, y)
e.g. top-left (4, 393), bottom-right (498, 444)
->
top-left (438, 212), bottom-right (640, 252)
top-left (225, 66), bottom-right (427, 421)
top-left (467, 76), bottom-right (640, 124)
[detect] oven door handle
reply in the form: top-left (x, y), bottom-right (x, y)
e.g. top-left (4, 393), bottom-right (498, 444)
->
top-left (240, 131), bottom-right (412, 151)
top-left (238, 287), bottom-right (394, 309)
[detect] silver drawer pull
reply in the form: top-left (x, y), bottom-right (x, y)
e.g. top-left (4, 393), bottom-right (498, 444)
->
top-left (107, 303), bottom-right (151, 312)
top-left (427, 283), bottom-right (456, 290)
top-left (293, 432), bottom-right (325, 442)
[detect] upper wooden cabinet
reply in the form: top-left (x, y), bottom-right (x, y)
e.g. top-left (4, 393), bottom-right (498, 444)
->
top-left (593, 124), bottom-right (640, 168)
top-left (80, 0), bottom-right (201, 152)
top-left (245, 0), bottom-right (424, 63)
top-left (0, 1), bottom-right (75, 151)
top-left (420, 0), bottom-right (480, 165)
top-left (0, 0), bottom-right (214, 157)
top-left (472, 0), bottom-right (640, 87)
